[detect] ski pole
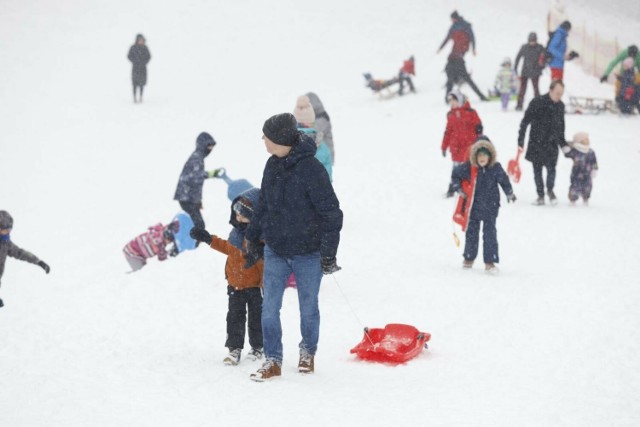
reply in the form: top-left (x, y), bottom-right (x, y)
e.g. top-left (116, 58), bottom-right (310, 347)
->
top-left (330, 273), bottom-right (376, 347)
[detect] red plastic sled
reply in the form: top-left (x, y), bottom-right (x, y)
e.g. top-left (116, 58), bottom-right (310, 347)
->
top-left (507, 149), bottom-right (522, 183)
top-left (350, 324), bottom-right (431, 363)
top-left (452, 166), bottom-right (477, 232)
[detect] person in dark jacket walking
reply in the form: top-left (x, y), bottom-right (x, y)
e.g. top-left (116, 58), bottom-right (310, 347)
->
top-left (0, 211), bottom-right (50, 308)
top-left (451, 138), bottom-right (516, 274)
top-left (190, 188), bottom-right (264, 366)
top-left (127, 34), bottom-right (151, 103)
top-left (518, 80), bottom-right (568, 205)
top-left (514, 32), bottom-right (545, 111)
top-left (244, 113), bottom-right (343, 382)
top-left (437, 11), bottom-right (488, 102)
top-left (173, 132), bottom-right (218, 231)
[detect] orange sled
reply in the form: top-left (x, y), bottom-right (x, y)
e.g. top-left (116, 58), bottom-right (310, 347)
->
top-left (350, 324), bottom-right (431, 363)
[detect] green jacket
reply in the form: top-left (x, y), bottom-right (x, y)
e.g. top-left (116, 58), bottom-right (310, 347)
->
top-left (604, 49), bottom-right (640, 77)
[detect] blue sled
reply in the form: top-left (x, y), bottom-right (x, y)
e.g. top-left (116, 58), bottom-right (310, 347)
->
top-left (172, 211), bottom-right (197, 252)
top-left (215, 168), bottom-right (254, 201)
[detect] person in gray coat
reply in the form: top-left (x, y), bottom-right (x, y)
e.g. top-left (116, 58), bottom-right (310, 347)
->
top-left (127, 34), bottom-right (151, 103)
top-left (173, 132), bottom-right (218, 231)
top-left (305, 92), bottom-right (335, 165)
top-left (0, 211), bottom-right (50, 308)
top-left (514, 32), bottom-right (545, 111)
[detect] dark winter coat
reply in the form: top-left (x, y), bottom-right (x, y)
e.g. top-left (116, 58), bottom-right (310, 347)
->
top-left (564, 146), bottom-right (598, 195)
top-left (547, 26), bottom-right (568, 69)
top-left (518, 94), bottom-right (567, 165)
top-left (173, 132), bottom-right (215, 203)
top-left (127, 43), bottom-right (151, 86)
top-left (0, 240), bottom-right (41, 287)
top-left (439, 18), bottom-right (475, 60)
top-left (246, 134), bottom-right (343, 258)
top-left (515, 42), bottom-right (545, 78)
top-left (617, 69), bottom-right (639, 114)
top-left (451, 141), bottom-right (513, 221)
top-left (441, 101), bottom-right (483, 163)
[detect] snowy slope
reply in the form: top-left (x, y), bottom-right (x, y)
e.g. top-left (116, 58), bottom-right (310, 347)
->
top-left (1, 0), bottom-right (640, 426)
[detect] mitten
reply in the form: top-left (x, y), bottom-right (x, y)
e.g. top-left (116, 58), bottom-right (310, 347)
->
top-left (568, 50), bottom-right (579, 60)
top-left (190, 228), bottom-right (212, 245)
top-left (321, 257), bottom-right (341, 275)
top-left (38, 260), bottom-right (50, 274)
top-left (600, 75), bottom-right (608, 83)
top-left (591, 170), bottom-right (598, 179)
top-left (442, 149), bottom-right (447, 158)
top-left (244, 240), bottom-right (264, 268)
top-left (507, 193), bottom-right (517, 203)
top-left (169, 244), bottom-right (179, 257)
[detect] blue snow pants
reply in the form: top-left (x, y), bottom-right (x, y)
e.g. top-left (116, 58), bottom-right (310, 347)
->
top-left (464, 217), bottom-right (499, 264)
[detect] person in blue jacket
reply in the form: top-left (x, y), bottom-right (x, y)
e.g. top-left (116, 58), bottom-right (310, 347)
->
top-left (452, 136), bottom-right (516, 274)
top-left (244, 113), bottom-right (343, 381)
top-left (173, 132), bottom-right (219, 231)
top-left (547, 21), bottom-right (573, 81)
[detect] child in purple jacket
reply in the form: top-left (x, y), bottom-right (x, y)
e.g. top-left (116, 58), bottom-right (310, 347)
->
top-left (562, 132), bottom-right (599, 205)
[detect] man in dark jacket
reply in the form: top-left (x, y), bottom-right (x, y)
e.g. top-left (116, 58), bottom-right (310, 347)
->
top-left (437, 11), bottom-right (488, 102)
top-left (0, 210), bottom-right (50, 308)
top-left (514, 32), bottom-right (545, 111)
top-left (245, 113), bottom-right (343, 382)
top-left (127, 34), bottom-right (151, 103)
top-left (518, 80), bottom-right (568, 205)
top-left (173, 132), bottom-right (217, 231)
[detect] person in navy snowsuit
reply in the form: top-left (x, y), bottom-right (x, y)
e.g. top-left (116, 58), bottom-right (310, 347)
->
top-left (245, 113), bottom-right (343, 381)
top-left (452, 137), bottom-right (515, 272)
top-left (173, 132), bottom-right (217, 230)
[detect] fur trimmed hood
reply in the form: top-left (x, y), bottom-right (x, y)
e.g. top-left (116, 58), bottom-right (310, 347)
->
top-left (469, 137), bottom-right (497, 167)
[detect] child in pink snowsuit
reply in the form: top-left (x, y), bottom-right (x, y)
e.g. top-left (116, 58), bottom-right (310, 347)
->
top-left (123, 223), bottom-right (176, 271)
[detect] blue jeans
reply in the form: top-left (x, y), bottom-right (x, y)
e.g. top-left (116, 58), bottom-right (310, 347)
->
top-left (262, 245), bottom-right (322, 363)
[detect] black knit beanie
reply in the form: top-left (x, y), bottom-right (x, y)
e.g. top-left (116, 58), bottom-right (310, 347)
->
top-left (263, 113), bottom-right (299, 146)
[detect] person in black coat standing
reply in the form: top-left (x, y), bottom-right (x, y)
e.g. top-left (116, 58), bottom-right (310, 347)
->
top-left (127, 34), bottom-right (151, 103)
top-left (517, 80), bottom-right (568, 205)
top-left (244, 113), bottom-right (343, 382)
top-left (514, 32), bottom-right (545, 111)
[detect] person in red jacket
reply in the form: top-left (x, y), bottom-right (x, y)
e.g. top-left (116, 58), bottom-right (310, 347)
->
top-left (441, 90), bottom-right (483, 197)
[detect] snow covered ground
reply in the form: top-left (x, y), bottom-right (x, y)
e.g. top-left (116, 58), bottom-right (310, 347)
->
top-left (1, 0), bottom-right (639, 426)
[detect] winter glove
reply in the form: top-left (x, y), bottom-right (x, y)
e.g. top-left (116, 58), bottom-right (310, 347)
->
top-left (321, 257), bottom-right (342, 275)
top-left (207, 168), bottom-right (224, 178)
top-left (568, 50), bottom-right (579, 60)
top-left (561, 145), bottom-right (571, 154)
top-left (169, 244), bottom-right (179, 257)
top-left (507, 193), bottom-right (517, 203)
top-left (442, 149), bottom-right (447, 158)
top-left (38, 260), bottom-right (50, 274)
top-left (244, 240), bottom-right (264, 269)
top-left (190, 228), bottom-right (212, 245)
top-left (600, 75), bottom-right (608, 83)
top-left (456, 189), bottom-right (467, 200)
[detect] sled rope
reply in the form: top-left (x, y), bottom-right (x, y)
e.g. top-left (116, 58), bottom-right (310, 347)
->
top-left (331, 274), bottom-right (376, 347)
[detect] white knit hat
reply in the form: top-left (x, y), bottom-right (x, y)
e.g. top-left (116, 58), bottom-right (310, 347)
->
top-left (572, 132), bottom-right (590, 153)
top-left (293, 95), bottom-right (316, 126)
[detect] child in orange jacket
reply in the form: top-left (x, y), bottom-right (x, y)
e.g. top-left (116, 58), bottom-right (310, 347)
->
top-left (190, 188), bottom-right (264, 366)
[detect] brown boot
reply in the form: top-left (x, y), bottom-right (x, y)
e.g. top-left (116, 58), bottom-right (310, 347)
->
top-left (462, 259), bottom-right (474, 269)
top-left (298, 350), bottom-right (315, 373)
top-left (485, 263), bottom-right (499, 274)
top-left (250, 359), bottom-right (281, 382)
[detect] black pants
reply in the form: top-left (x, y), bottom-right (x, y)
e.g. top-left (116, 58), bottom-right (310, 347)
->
top-left (133, 85), bottom-right (144, 101)
top-left (532, 161), bottom-right (556, 198)
top-left (178, 201), bottom-right (205, 230)
top-left (398, 72), bottom-right (415, 95)
top-left (464, 217), bottom-right (499, 264)
top-left (225, 286), bottom-right (263, 350)
top-left (445, 58), bottom-right (487, 101)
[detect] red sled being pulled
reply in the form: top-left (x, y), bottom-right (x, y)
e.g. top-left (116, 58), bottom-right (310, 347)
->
top-left (350, 324), bottom-right (431, 363)
top-left (453, 165), bottom-right (478, 232)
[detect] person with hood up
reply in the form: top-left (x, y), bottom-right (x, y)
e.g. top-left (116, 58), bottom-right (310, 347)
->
top-left (514, 32), bottom-right (545, 111)
top-left (0, 210), bottom-right (50, 308)
top-left (173, 132), bottom-right (219, 231)
top-left (517, 80), bottom-right (568, 205)
top-left (294, 95), bottom-right (332, 180)
top-left (244, 113), bottom-right (343, 381)
top-left (127, 34), bottom-right (151, 103)
top-left (305, 92), bottom-right (335, 165)
top-left (190, 188), bottom-right (264, 366)
top-left (441, 90), bottom-right (483, 197)
top-left (437, 11), bottom-right (488, 102)
top-left (451, 137), bottom-right (516, 274)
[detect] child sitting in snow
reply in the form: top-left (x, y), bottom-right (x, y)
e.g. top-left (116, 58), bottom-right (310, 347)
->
top-left (494, 57), bottom-right (518, 110)
top-left (442, 90), bottom-right (483, 197)
top-left (123, 221), bottom-right (178, 272)
top-left (451, 136), bottom-right (516, 274)
top-left (294, 95), bottom-right (333, 181)
top-left (189, 188), bottom-right (264, 366)
top-left (561, 132), bottom-right (598, 206)
top-left (616, 57), bottom-right (639, 115)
